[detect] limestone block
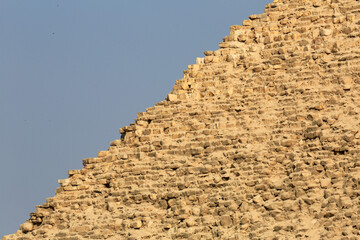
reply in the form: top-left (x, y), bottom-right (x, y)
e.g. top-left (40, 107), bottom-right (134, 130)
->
top-left (67, 169), bottom-right (81, 176)
top-left (237, 34), bottom-right (247, 42)
top-left (149, 194), bottom-right (157, 200)
top-left (341, 76), bottom-right (353, 90)
top-left (63, 186), bottom-right (78, 191)
top-left (242, 19), bottom-right (252, 26)
top-left (230, 25), bottom-right (242, 34)
top-left (110, 139), bottom-right (121, 146)
top-left (281, 139), bottom-right (297, 147)
top-left (192, 207), bottom-right (201, 216)
top-left (226, 87), bottom-right (234, 97)
top-left (185, 217), bottom-right (197, 227)
top-left (292, 32), bottom-right (301, 40)
top-left (118, 153), bottom-right (128, 159)
top-left (73, 225), bottom-right (92, 233)
top-left (340, 197), bottom-right (354, 208)
top-left (346, 14), bottom-right (355, 22)
top-left (204, 51), bottom-right (213, 56)
top-left (163, 224), bottom-right (172, 230)
top-left (20, 222), bottom-right (33, 233)
top-left (58, 178), bottom-right (70, 186)
top-left (319, 178), bottom-right (331, 189)
top-left (98, 151), bottom-right (108, 157)
top-left (196, 57), bottom-right (204, 64)
top-left (130, 220), bottom-right (142, 229)
top-left (107, 202), bottom-right (117, 212)
top-left (70, 179), bottom-right (83, 186)
top-left (249, 14), bottom-right (260, 20)
top-left (78, 185), bottom-right (90, 191)
top-left (280, 192), bottom-right (292, 200)
top-left (219, 41), bottom-right (243, 49)
top-left (313, 1), bottom-right (322, 7)
top-left (253, 195), bottom-right (264, 205)
top-left (320, 28), bottom-right (333, 36)
top-left (226, 54), bottom-right (239, 62)
top-left (167, 94), bottom-right (178, 101)
top-left (264, 36), bottom-right (272, 44)
top-left (220, 215), bottom-right (232, 227)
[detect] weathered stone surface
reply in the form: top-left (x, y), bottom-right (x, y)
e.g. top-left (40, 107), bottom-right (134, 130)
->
top-left (3, 0), bottom-right (360, 239)
top-left (20, 222), bottom-right (33, 233)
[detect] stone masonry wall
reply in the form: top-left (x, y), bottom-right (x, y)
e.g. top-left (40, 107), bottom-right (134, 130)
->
top-left (3, 0), bottom-right (360, 239)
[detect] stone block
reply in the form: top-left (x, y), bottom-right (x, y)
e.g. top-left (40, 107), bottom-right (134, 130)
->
top-left (98, 151), bottom-right (108, 157)
top-left (110, 139), bottom-right (121, 146)
top-left (320, 178), bottom-right (332, 188)
top-left (68, 169), bottom-right (81, 176)
top-left (185, 217), bottom-right (197, 227)
top-left (20, 222), bottom-right (33, 233)
top-left (167, 94), bottom-right (178, 101)
top-left (130, 220), bottom-right (142, 229)
top-left (118, 153), bottom-right (128, 159)
top-left (320, 28), bottom-right (333, 36)
top-left (220, 215), bottom-right (232, 227)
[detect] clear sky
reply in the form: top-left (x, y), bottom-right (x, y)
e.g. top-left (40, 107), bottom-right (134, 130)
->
top-left (0, 0), bottom-right (272, 236)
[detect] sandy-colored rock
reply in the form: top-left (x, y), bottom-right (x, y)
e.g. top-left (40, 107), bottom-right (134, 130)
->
top-left (20, 222), bottom-right (33, 233)
top-left (167, 93), bottom-right (178, 101)
top-left (320, 178), bottom-right (332, 188)
top-left (4, 0), bottom-right (360, 239)
top-left (320, 28), bottom-right (333, 36)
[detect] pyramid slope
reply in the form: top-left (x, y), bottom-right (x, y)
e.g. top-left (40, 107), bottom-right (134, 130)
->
top-left (3, 0), bottom-right (360, 239)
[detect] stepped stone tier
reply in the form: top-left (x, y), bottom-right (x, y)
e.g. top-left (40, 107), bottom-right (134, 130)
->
top-left (3, 0), bottom-right (360, 239)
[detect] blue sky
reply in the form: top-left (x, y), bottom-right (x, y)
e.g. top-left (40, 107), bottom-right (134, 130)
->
top-left (0, 0), bottom-right (271, 236)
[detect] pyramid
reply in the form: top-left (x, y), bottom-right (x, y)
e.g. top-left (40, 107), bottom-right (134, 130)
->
top-left (3, 0), bottom-right (360, 239)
